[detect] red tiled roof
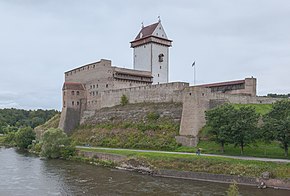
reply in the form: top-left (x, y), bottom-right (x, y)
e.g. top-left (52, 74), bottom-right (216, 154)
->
top-left (134, 22), bottom-right (159, 40)
top-left (196, 80), bottom-right (245, 88)
top-left (62, 82), bottom-right (85, 90)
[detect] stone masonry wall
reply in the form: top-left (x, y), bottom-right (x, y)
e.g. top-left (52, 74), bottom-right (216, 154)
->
top-left (87, 82), bottom-right (189, 111)
top-left (81, 102), bottom-right (183, 125)
top-left (179, 87), bottom-right (279, 137)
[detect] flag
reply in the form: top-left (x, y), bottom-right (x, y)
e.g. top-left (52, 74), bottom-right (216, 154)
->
top-left (192, 61), bottom-right (195, 67)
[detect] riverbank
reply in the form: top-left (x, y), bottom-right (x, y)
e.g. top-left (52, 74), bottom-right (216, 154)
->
top-left (4, 147), bottom-right (288, 196)
top-left (75, 147), bottom-right (290, 190)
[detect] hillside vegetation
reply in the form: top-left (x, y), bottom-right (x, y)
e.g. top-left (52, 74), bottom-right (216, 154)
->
top-left (34, 114), bottom-right (61, 139)
top-left (72, 113), bottom-right (181, 151)
top-left (0, 108), bottom-right (59, 134)
top-left (233, 103), bottom-right (272, 115)
top-left (72, 102), bottom-right (182, 151)
top-left (194, 101), bottom-right (290, 159)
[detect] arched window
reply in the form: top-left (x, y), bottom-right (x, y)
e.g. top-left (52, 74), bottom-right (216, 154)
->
top-left (158, 53), bottom-right (164, 62)
top-left (76, 91), bottom-right (80, 95)
top-left (71, 91), bottom-right (75, 95)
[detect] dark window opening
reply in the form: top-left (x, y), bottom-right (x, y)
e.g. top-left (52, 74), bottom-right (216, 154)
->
top-left (72, 101), bottom-right (74, 106)
top-left (158, 53), bottom-right (164, 62)
top-left (76, 91), bottom-right (79, 95)
top-left (71, 91), bottom-right (75, 95)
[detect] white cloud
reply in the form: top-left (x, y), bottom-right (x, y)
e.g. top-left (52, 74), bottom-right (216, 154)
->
top-left (0, 0), bottom-right (290, 109)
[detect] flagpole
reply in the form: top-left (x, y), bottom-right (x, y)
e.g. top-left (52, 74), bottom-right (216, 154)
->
top-left (194, 64), bottom-right (196, 85)
top-left (192, 61), bottom-right (196, 85)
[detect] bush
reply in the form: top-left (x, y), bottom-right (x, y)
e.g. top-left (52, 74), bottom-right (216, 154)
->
top-left (226, 181), bottom-right (239, 196)
top-left (15, 127), bottom-right (35, 149)
top-left (41, 128), bottom-right (75, 159)
top-left (146, 112), bottom-right (160, 121)
top-left (4, 132), bottom-right (16, 146)
top-left (30, 142), bottom-right (43, 154)
top-left (120, 95), bottom-right (129, 106)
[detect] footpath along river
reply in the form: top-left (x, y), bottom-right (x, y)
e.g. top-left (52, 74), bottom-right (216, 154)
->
top-left (0, 147), bottom-right (289, 196)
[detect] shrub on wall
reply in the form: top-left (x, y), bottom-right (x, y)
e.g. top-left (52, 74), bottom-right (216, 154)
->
top-left (146, 112), bottom-right (160, 122)
top-left (120, 94), bottom-right (129, 106)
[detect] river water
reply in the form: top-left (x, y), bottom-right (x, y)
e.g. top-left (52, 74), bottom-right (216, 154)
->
top-left (0, 148), bottom-right (289, 196)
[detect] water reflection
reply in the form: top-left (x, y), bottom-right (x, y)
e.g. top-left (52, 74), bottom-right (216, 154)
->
top-left (0, 147), bottom-right (289, 196)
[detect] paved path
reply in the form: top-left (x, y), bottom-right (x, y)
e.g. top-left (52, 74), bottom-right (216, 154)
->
top-left (77, 146), bottom-right (290, 163)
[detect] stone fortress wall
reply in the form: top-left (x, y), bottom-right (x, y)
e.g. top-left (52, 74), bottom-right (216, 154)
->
top-left (177, 86), bottom-right (278, 146)
top-left (59, 20), bottom-right (280, 146)
top-left (59, 73), bottom-right (278, 147)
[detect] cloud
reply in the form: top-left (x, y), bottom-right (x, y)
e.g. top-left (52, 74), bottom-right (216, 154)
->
top-left (0, 0), bottom-right (290, 109)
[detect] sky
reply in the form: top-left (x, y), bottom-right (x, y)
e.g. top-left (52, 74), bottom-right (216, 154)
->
top-left (0, 0), bottom-right (290, 110)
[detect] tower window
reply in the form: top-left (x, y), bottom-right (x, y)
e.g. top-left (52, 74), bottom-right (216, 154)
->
top-left (106, 84), bottom-right (109, 88)
top-left (160, 66), bottom-right (162, 69)
top-left (158, 54), bottom-right (164, 62)
top-left (76, 91), bottom-right (79, 95)
top-left (71, 91), bottom-right (75, 95)
top-left (72, 101), bottom-right (74, 106)
top-left (158, 74), bottom-right (160, 77)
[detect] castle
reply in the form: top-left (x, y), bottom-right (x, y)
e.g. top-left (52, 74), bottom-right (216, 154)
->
top-left (59, 20), bottom-right (277, 146)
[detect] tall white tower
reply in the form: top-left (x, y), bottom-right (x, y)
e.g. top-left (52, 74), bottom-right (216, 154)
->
top-left (130, 20), bottom-right (172, 84)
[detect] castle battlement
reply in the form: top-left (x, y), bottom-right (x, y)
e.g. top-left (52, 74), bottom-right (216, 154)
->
top-left (58, 20), bottom-right (276, 148)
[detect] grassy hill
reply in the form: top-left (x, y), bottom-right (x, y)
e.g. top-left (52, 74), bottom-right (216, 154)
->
top-left (34, 113), bottom-right (61, 139)
top-left (233, 103), bottom-right (272, 115)
top-left (72, 102), bottom-right (183, 151)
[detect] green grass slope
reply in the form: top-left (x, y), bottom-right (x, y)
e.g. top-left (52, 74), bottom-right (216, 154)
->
top-left (34, 113), bottom-right (60, 139)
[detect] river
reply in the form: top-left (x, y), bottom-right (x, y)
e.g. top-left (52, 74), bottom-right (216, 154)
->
top-left (0, 148), bottom-right (289, 196)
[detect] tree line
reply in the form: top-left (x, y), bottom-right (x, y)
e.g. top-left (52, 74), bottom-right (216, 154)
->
top-left (205, 99), bottom-right (290, 156)
top-left (0, 108), bottom-right (59, 133)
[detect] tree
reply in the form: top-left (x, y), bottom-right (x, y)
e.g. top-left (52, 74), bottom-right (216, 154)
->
top-left (41, 128), bottom-right (75, 159)
top-left (263, 99), bottom-right (290, 156)
top-left (4, 131), bottom-right (16, 146)
top-left (205, 104), bottom-right (236, 153)
top-left (15, 127), bottom-right (35, 149)
top-left (230, 106), bottom-right (259, 155)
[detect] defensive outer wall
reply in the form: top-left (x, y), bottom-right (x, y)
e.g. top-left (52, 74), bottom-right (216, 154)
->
top-left (59, 80), bottom-right (278, 147)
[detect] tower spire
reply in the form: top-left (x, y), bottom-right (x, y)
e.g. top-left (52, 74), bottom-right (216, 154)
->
top-left (158, 16), bottom-right (161, 22)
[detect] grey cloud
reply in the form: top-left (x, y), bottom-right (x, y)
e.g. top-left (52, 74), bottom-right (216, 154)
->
top-left (1, 0), bottom-right (290, 109)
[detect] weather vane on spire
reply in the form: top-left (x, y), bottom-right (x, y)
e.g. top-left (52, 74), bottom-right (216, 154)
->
top-left (158, 16), bottom-right (161, 22)
top-left (141, 21), bottom-right (144, 28)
